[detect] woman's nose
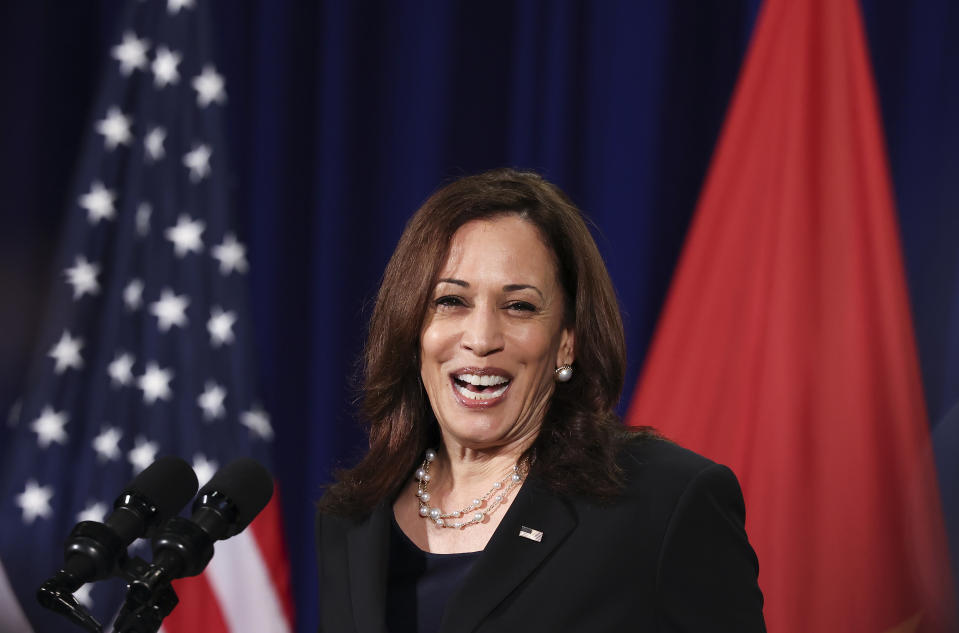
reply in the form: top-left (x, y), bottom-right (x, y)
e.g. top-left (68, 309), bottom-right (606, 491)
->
top-left (460, 307), bottom-right (505, 356)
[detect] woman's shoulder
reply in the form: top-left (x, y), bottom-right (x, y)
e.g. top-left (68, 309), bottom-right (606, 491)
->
top-left (614, 431), bottom-right (744, 505)
top-left (609, 435), bottom-right (764, 629)
top-left (619, 431), bottom-right (717, 472)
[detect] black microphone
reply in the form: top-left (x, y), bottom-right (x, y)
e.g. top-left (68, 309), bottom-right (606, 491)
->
top-left (113, 458), bottom-right (273, 633)
top-left (37, 456), bottom-right (199, 630)
top-left (135, 458), bottom-right (274, 588)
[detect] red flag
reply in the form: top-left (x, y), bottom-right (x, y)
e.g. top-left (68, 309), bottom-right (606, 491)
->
top-left (625, 0), bottom-right (956, 631)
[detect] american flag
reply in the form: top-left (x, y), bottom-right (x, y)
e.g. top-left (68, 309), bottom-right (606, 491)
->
top-left (0, 1), bottom-right (293, 631)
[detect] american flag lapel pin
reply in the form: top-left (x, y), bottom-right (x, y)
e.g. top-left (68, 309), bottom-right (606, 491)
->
top-left (518, 526), bottom-right (544, 542)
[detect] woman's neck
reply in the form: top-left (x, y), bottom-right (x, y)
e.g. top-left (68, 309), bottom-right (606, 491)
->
top-left (393, 439), bottom-right (532, 554)
top-left (424, 442), bottom-right (526, 515)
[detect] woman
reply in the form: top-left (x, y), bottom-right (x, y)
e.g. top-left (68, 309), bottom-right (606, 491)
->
top-left (316, 168), bottom-right (766, 632)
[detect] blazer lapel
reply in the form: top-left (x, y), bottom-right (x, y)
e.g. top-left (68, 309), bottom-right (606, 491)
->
top-left (440, 480), bottom-right (578, 633)
top-left (347, 501), bottom-right (391, 633)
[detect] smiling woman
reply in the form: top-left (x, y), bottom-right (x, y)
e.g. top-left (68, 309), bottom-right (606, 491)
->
top-left (419, 218), bottom-right (572, 457)
top-left (315, 169), bottom-right (766, 633)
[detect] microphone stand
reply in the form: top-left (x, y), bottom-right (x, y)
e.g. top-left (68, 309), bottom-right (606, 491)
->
top-left (39, 459), bottom-right (270, 632)
top-left (113, 513), bottom-right (215, 633)
top-left (36, 523), bottom-right (179, 633)
top-left (112, 563), bottom-right (179, 633)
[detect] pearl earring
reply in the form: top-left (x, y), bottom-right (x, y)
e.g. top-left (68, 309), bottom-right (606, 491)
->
top-left (554, 364), bottom-right (573, 383)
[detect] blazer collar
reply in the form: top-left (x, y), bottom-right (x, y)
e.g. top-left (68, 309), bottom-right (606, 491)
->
top-left (344, 479), bottom-right (577, 633)
top-left (440, 478), bottom-right (577, 633)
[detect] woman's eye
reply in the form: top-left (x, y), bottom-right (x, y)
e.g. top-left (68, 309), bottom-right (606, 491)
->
top-left (434, 296), bottom-right (465, 308)
top-left (507, 301), bottom-right (537, 312)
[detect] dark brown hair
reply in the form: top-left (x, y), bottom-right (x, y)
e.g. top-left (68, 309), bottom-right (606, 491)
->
top-left (320, 168), bottom-right (634, 516)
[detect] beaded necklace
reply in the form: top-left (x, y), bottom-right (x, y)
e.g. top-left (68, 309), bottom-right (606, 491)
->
top-left (414, 448), bottom-right (524, 529)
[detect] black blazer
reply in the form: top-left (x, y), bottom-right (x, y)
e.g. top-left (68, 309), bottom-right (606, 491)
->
top-left (316, 437), bottom-right (766, 632)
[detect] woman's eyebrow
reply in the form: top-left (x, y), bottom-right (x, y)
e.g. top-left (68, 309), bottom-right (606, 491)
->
top-left (436, 279), bottom-right (544, 300)
top-left (437, 278), bottom-right (468, 287)
top-left (504, 284), bottom-right (544, 300)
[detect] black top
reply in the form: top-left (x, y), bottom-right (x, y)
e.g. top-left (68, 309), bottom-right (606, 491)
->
top-left (385, 516), bottom-right (481, 633)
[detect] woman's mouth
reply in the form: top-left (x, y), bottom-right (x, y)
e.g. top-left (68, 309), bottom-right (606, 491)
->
top-left (450, 371), bottom-right (511, 405)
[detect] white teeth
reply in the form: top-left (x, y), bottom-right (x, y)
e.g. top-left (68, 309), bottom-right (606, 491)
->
top-left (454, 382), bottom-right (509, 400)
top-left (456, 373), bottom-right (509, 386)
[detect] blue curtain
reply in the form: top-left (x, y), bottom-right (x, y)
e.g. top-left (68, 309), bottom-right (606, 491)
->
top-left (1, 2), bottom-right (956, 632)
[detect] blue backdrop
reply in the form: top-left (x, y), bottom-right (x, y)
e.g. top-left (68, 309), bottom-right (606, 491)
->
top-left (1, 2), bottom-right (957, 632)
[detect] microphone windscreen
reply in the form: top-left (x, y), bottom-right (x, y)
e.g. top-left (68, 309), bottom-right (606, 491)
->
top-left (123, 456), bottom-right (200, 523)
top-left (197, 458), bottom-right (274, 531)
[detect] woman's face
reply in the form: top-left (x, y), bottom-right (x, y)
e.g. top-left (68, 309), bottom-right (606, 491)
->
top-left (419, 215), bottom-right (574, 455)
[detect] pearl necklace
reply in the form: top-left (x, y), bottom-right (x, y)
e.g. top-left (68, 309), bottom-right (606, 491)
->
top-left (414, 448), bottom-right (524, 529)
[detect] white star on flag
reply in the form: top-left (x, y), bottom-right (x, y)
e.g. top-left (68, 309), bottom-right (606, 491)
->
top-left (165, 214), bottom-right (205, 256)
top-left (79, 181), bottom-right (117, 224)
top-left (150, 289), bottom-right (190, 331)
top-left (212, 233), bottom-right (248, 275)
top-left (192, 65), bottom-right (226, 107)
top-left (241, 406), bottom-right (273, 440)
top-left (30, 406), bottom-right (69, 448)
top-left (207, 307), bottom-right (236, 347)
top-left (138, 362), bottom-right (174, 404)
top-left (73, 583), bottom-right (94, 609)
top-left (49, 331), bottom-right (84, 373)
top-left (107, 352), bottom-right (136, 386)
top-left (92, 426), bottom-right (123, 461)
top-left (77, 502), bottom-right (109, 524)
top-left (15, 480), bottom-right (54, 524)
top-left (144, 126), bottom-right (166, 161)
top-left (111, 31), bottom-right (150, 75)
top-left (96, 106), bottom-right (133, 150)
top-left (197, 381), bottom-right (227, 420)
top-left (167, 0), bottom-right (196, 14)
top-left (128, 437), bottom-right (160, 473)
top-left (191, 454), bottom-right (218, 487)
top-left (123, 278), bottom-right (145, 311)
top-left (152, 46), bottom-right (181, 87)
top-left (183, 144), bottom-right (212, 182)
top-left (64, 255), bottom-right (100, 299)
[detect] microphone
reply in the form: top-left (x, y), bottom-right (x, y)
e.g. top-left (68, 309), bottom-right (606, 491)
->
top-left (113, 458), bottom-right (273, 632)
top-left (132, 458), bottom-right (273, 590)
top-left (37, 456), bottom-right (199, 630)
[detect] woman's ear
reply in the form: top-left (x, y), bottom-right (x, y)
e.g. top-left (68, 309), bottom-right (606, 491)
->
top-left (557, 328), bottom-right (575, 366)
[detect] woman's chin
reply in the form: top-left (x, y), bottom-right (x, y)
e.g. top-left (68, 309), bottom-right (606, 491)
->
top-left (438, 416), bottom-right (540, 456)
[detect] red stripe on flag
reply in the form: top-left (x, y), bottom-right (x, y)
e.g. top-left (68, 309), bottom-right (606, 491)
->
top-left (625, 0), bottom-right (957, 631)
top-left (249, 487), bottom-right (296, 627)
top-left (163, 573), bottom-right (230, 633)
